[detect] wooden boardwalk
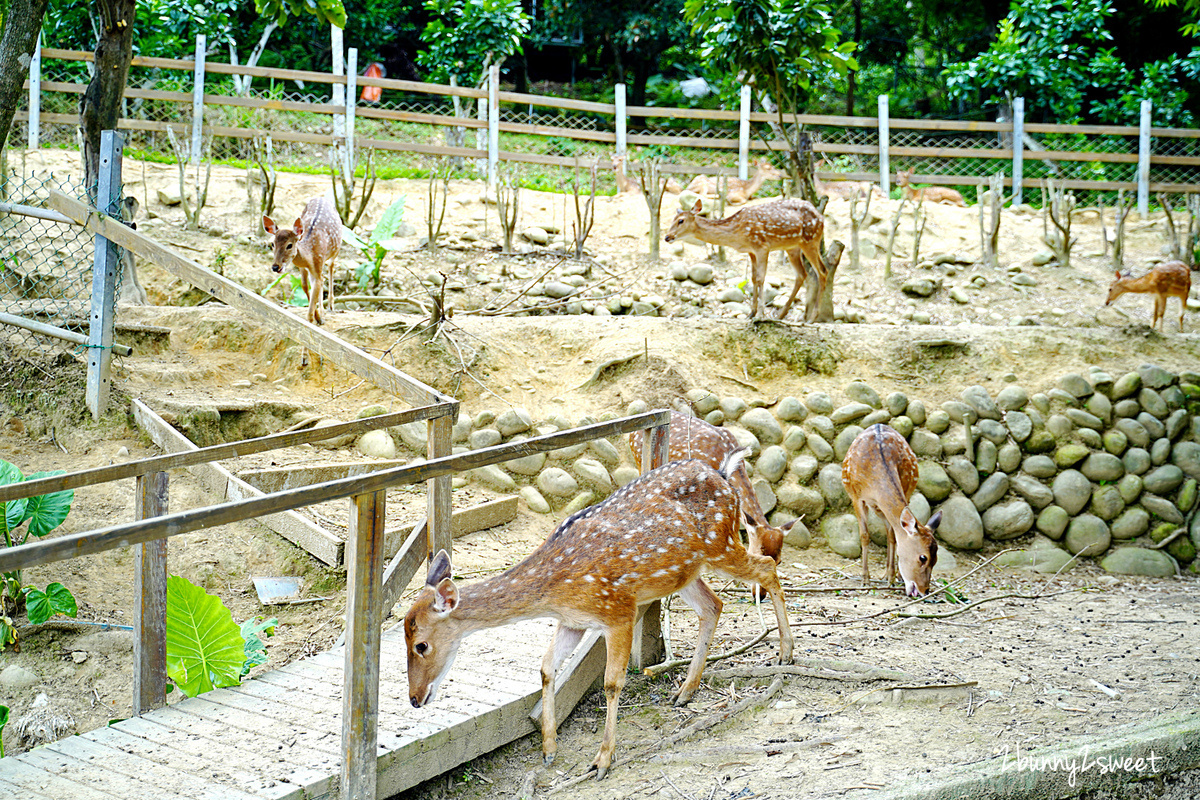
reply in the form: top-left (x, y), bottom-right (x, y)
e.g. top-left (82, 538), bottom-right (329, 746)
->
top-left (0, 618), bottom-right (594, 799)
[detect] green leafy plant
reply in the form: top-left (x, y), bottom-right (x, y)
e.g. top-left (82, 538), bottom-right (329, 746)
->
top-left (240, 616), bottom-right (278, 676)
top-left (935, 578), bottom-right (969, 604)
top-left (1, 460), bottom-right (75, 630)
top-left (23, 582), bottom-right (77, 625)
top-left (0, 704), bottom-right (7, 758)
top-left (342, 197), bottom-right (407, 292)
top-left (164, 575), bottom-right (248, 697)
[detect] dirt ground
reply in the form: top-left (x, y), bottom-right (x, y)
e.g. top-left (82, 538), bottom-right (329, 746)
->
top-left (1, 148), bottom-right (1199, 799)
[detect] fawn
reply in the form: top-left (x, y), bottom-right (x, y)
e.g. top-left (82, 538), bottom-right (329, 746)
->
top-left (628, 410), bottom-right (796, 571)
top-left (404, 451), bottom-right (793, 780)
top-left (726, 159), bottom-right (786, 204)
top-left (665, 198), bottom-right (825, 322)
top-left (896, 168), bottom-right (967, 207)
top-left (263, 194), bottom-right (342, 325)
top-left (842, 424), bottom-right (941, 597)
top-left (813, 159), bottom-right (885, 201)
top-left (1105, 260), bottom-right (1192, 333)
top-left (612, 154), bottom-right (683, 195)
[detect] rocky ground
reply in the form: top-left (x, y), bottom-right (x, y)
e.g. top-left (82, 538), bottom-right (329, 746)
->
top-left (1, 149), bottom-right (1199, 799)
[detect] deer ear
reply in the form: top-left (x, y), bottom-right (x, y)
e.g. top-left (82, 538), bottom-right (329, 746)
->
top-left (431, 577), bottom-right (459, 614)
top-left (926, 510), bottom-right (943, 532)
top-left (691, 199), bottom-right (703, 213)
top-left (292, 217), bottom-right (304, 235)
top-left (427, 550), bottom-right (452, 586)
top-left (928, 538), bottom-right (939, 568)
top-left (263, 216), bottom-right (276, 234)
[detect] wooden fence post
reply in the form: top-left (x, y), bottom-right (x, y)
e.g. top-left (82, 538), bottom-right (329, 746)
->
top-left (1137, 99), bottom-right (1152, 218)
top-left (190, 36), bottom-right (206, 165)
top-left (346, 48), bottom-right (357, 173)
top-left (133, 471), bottom-right (168, 716)
top-left (27, 34), bottom-right (41, 150)
top-left (615, 83), bottom-right (626, 156)
top-left (86, 130), bottom-right (122, 420)
top-left (341, 489), bottom-right (386, 800)
top-left (476, 92), bottom-right (487, 175)
top-left (426, 413), bottom-right (453, 564)
top-left (331, 24), bottom-right (347, 177)
top-left (630, 421), bottom-right (670, 669)
top-left (877, 95), bottom-right (890, 196)
top-left (1012, 97), bottom-right (1024, 206)
top-left (738, 84), bottom-right (751, 180)
top-left (488, 65), bottom-right (499, 190)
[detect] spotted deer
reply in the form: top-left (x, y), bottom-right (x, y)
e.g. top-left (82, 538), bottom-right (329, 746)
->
top-left (628, 410), bottom-right (796, 572)
top-left (664, 198), bottom-right (825, 322)
top-left (813, 159), bottom-right (886, 201)
top-left (263, 194), bottom-right (342, 325)
top-left (842, 424), bottom-right (942, 597)
top-left (896, 168), bottom-right (967, 207)
top-left (726, 159), bottom-right (786, 204)
top-left (404, 451), bottom-right (793, 780)
top-left (1105, 260), bottom-right (1192, 332)
top-left (613, 154), bottom-right (682, 195)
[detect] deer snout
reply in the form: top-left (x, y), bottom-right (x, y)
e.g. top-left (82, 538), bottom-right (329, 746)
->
top-left (905, 579), bottom-right (924, 598)
top-left (271, 263), bottom-right (283, 273)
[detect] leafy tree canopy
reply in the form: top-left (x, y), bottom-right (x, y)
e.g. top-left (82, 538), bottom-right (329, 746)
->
top-left (416, 0), bottom-right (529, 86)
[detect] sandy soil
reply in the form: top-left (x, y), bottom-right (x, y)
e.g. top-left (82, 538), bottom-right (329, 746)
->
top-left (1, 148), bottom-right (1198, 799)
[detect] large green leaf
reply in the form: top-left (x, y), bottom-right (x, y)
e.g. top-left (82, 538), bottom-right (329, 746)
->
top-left (0, 703), bottom-right (8, 757)
top-left (24, 582), bottom-right (78, 625)
top-left (165, 575), bottom-right (246, 697)
top-left (23, 472), bottom-right (73, 537)
top-left (0, 460), bottom-right (27, 541)
top-left (368, 197), bottom-right (408, 246)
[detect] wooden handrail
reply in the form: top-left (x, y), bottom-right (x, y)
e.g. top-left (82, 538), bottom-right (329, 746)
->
top-left (0, 410), bottom-right (671, 573)
top-left (0, 403), bottom-right (455, 504)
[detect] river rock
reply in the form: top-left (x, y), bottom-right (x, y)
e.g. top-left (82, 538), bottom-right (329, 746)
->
top-left (756, 446), bottom-right (789, 483)
top-left (790, 454), bottom-right (819, 483)
top-left (776, 396), bottom-right (807, 422)
top-left (727, 426), bottom-right (762, 457)
top-left (472, 464), bottom-right (516, 491)
top-left (537, 467), bottom-right (579, 498)
top-left (807, 433), bottom-right (834, 462)
top-left (1052, 470), bottom-right (1091, 515)
top-left (0, 664), bottom-right (38, 688)
top-left (1118, 473), bottom-right (1144, 504)
top-left (890, 416), bottom-right (915, 439)
top-left (571, 458), bottom-right (612, 493)
top-left (976, 440), bottom-right (999, 474)
top-left (936, 496), bottom-right (984, 550)
top-left (808, 415), bottom-right (835, 442)
top-left (832, 403), bottom-right (873, 425)
top-left (1065, 409), bottom-right (1104, 430)
top-left (720, 396), bottom-right (749, 421)
top-left (520, 486), bottom-right (551, 513)
top-left (1137, 363), bottom-right (1175, 389)
top-left (1143, 465), bottom-right (1184, 495)
top-left (982, 500), bottom-right (1034, 540)
top-left (818, 463), bottom-right (849, 509)
top-left (834, 426), bottom-right (864, 462)
top-left (1101, 547), bottom-right (1176, 577)
top-left (740, 408), bottom-right (783, 445)
top-left (1138, 411), bottom-right (1166, 439)
top-left (1172, 441), bottom-right (1200, 480)
top-left (1022, 455), bottom-right (1057, 479)
top-left (1089, 484), bottom-right (1125, 521)
top-left (972, 473), bottom-right (1010, 512)
top-left (1023, 430), bottom-right (1056, 454)
top-left (997, 442), bottom-right (1022, 473)
top-left (1059, 373), bottom-right (1093, 398)
top-left (885, 392), bottom-right (909, 416)
top-left (995, 538), bottom-right (1076, 573)
top-left (1140, 493), bottom-right (1184, 525)
top-left (907, 400), bottom-right (927, 426)
top-left (1011, 474), bottom-right (1054, 509)
top-left (945, 456), bottom-right (979, 494)
top-left (910, 429), bottom-right (943, 458)
top-left (1054, 444), bottom-right (1089, 468)
top-left (1113, 371), bottom-right (1142, 400)
top-left (1065, 514), bottom-right (1111, 556)
top-left (1110, 507), bottom-right (1150, 540)
top-left (506, 447), bottom-right (547, 476)
top-left (916, 462), bottom-right (953, 501)
top-left (1081, 452), bottom-right (1124, 482)
top-left (805, 392), bottom-right (835, 415)
top-left (846, 381), bottom-right (882, 409)
top-left (823, 514), bottom-right (862, 559)
top-left (1036, 505), bottom-right (1069, 540)
top-left (776, 484), bottom-right (825, 518)
top-left (1124, 447), bottom-right (1152, 475)
top-left (611, 465), bottom-right (640, 487)
top-left (496, 408), bottom-right (533, 436)
top-left (1085, 393), bottom-right (1113, 424)
top-left (926, 410), bottom-right (951, 434)
top-left (996, 385), bottom-right (1029, 411)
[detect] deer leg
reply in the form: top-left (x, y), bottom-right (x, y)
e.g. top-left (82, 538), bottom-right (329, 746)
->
top-left (1179, 297), bottom-right (1187, 332)
top-left (540, 624), bottom-right (585, 767)
top-left (674, 579), bottom-right (722, 704)
top-left (592, 622), bottom-right (633, 779)
top-left (325, 255), bottom-right (337, 316)
top-left (714, 548), bottom-right (794, 665)
top-left (885, 527), bottom-right (897, 587)
top-left (855, 500), bottom-right (872, 585)
top-left (748, 251), bottom-right (768, 318)
top-left (776, 249), bottom-right (806, 321)
top-left (310, 264), bottom-right (324, 326)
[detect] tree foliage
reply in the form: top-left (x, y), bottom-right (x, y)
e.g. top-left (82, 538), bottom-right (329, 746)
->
top-left (416, 0), bottom-right (529, 86)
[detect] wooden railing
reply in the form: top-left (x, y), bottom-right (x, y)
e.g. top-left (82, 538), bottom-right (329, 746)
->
top-left (0, 403), bottom-right (672, 798)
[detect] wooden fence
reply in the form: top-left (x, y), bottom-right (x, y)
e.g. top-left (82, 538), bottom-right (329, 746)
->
top-left (16, 40), bottom-right (1200, 214)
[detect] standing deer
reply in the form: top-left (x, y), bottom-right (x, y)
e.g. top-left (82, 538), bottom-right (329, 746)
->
top-left (896, 168), bottom-right (967, 207)
top-left (842, 424), bottom-right (941, 597)
top-left (1104, 260), bottom-right (1192, 332)
top-left (404, 451), bottom-right (793, 780)
top-left (263, 194), bottom-right (342, 325)
top-left (629, 410), bottom-right (796, 572)
top-left (664, 198), bottom-right (825, 322)
top-left (726, 159), bottom-right (786, 204)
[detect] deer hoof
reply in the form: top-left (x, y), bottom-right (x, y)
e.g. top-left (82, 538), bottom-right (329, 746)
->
top-left (591, 764), bottom-right (608, 781)
top-left (543, 752), bottom-right (556, 767)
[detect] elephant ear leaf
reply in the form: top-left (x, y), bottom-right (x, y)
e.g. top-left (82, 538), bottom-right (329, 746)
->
top-left (0, 460), bottom-right (27, 535)
top-left (23, 472), bottom-right (73, 537)
top-left (165, 575), bottom-right (245, 697)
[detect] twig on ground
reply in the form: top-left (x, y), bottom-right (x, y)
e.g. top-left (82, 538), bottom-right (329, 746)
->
top-left (894, 589), bottom-right (1080, 620)
top-left (704, 660), bottom-right (911, 682)
top-left (642, 627), bottom-right (775, 677)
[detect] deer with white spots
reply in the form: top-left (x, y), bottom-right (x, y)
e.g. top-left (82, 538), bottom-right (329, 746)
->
top-left (664, 198), bottom-right (825, 322)
top-left (842, 424), bottom-right (941, 597)
top-left (629, 411), bottom-right (797, 582)
top-left (1104, 260), bottom-right (1191, 333)
top-left (404, 450), bottom-right (793, 780)
top-left (263, 194), bottom-right (342, 325)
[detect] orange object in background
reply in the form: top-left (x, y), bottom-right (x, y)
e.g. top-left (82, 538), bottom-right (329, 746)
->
top-left (361, 62), bottom-right (385, 103)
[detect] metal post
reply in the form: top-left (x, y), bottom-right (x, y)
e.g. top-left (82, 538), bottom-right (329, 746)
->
top-left (488, 65), bottom-right (499, 189)
top-left (190, 35), bottom-right (206, 165)
top-left (86, 130), bottom-right (122, 420)
top-left (426, 414), bottom-right (453, 563)
top-left (28, 35), bottom-right (41, 150)
top-left (738, 84), bottom-right (751, 180)
top-left (1012, 97), bottom-right (1024, 206)
top-left (341, 490), bottom-right (386, 800)
top-left (345, 48), bottom-right (357, 174)
top-left (615, 83), bottom-right (627, 156)
top-left (331, 24), bottom-right (345, 171)
top-left (878, 95), bottom-right (890, 196)
top-left (134, 472), bottom-right (168, 716)
top-left (1137, 99), bottom-right (1152, 218)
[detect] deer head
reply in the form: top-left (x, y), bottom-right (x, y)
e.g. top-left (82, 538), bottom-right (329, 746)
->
top-left (263, 215), bottom-right (305, 273)
top-left (404, 550), bottom-right (463, 708)
top-left (897, 509), bottom-right (941, 597)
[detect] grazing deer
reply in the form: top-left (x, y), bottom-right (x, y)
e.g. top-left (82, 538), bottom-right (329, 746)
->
top-left (404, 452), bottom-right (793, 780)
top-left (896, 168), bottom-right (967, 207)
top-left (263, 194), bottom-right (342, 325)
top-left (813, 159), bottom-right (885, 201)
top-left (842, 424), bottom-right (941, 597)
top-left (664, 198), bottom-right (825, 322)
top-left (629, 411), bottom-right (795, 570)
top-left (1105, 260), bottom-right (1192, 332)
top-left (726, 159), bottom-right (786, 204)
top-left (613, 154), bottom-right (682, 195)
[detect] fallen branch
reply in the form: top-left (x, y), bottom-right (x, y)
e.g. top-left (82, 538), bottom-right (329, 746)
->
top-left (705, 660), bottom-right (911, 682)
top-left (894, 589), bottom-right (1080, 620)
top-left (1150, 527), bottom-right (1186, 550)
top-left (642, 627), bottom-right (774, 677)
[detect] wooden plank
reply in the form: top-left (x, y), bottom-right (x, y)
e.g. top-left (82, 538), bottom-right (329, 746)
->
top-left (85, 726), bottom-right (270, 796)
top-left (626, 105), bottom-right (739, 121)
top-left (1024, 121), bottom-right (1139, 136)
top-left (356, 106), bottom-right (487, 129)
top-left (496, 90), bottom-right (614, 114)
top-left (426, 415), bottom-right (454, 562)
top-left (48, 191), bottom-right (454, 410)
top-left (496, 120), bottom-right (617, 143)
top-left (627, 132), bottom-right (738, 149)
top-left (134, 471), bottom-right (168, 715)
top-left (889, 145), bottom-right (1011, 160)
top-left (133, 400), bottom-right (344, 566)
top-left (43, 734), bottom-right (260, 800)
top-left (168, 695), bottom-right (343, 756)
top-left (356, 136), bottom-right (487, 159)
top-left (111, 715), bottom-right (319, 800)
top-left (17, 746), bottom-right (192, 800)
top-left (2, 401), bottom-right (453, 503)
top-left (0, 755), bottom-right (119, 800)
top-left (0, 410), bottom-right (671, 573)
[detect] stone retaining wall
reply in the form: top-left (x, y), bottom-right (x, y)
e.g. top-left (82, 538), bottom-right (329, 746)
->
top-left (352, 362), bottom-right (1200, 578)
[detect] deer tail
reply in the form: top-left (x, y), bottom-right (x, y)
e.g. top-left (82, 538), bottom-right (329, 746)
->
top-left (718, 448), bottom-right (749, 482)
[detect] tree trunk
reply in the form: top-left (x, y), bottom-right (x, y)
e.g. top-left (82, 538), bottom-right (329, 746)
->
top-left (0, 0), bottom-right (51, 155)
top-left (81, 0), bottom-right (135, 195)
